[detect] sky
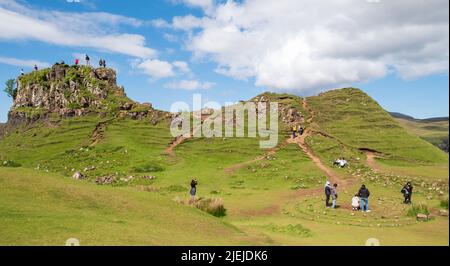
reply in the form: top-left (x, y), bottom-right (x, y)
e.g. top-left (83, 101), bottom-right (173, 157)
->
top-left (0, 0), bottom-right (448, 122)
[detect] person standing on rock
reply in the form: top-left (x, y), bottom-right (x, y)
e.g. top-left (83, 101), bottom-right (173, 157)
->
top-left (20, 68), bottom-right (24, 76)
top-left (102, 59), bottom-right (107, 68)
top-left (85, 54), bottom-right (90, 66)
top-left (324, 181), bottom-right (332, 208)
top-left (190, 178), bottom-right (198, 203)
top-left (358, 184), bottom-right (371, 212)
top-left (331, 183), bottom-right (338, 208)
top-left (401, 182), bottom-right (413, 204)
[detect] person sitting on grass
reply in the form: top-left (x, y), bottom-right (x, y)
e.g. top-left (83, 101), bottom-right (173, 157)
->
top-left (358, 184), bottom-right (371, 212)
top-left (352, 194), bottom-right (360, 211)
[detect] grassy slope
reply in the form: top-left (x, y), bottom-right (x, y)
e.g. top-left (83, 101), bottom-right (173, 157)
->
top-left (307, 88), bottom-right (447, 163)
top-left (306, 88), bottom-right (449, 179)
top-left (0, 167), bottom-right (263, 246)
top-left (393, 117), bottom-right (448, 147)
top-left (0, 88), bottom-right (448, 246)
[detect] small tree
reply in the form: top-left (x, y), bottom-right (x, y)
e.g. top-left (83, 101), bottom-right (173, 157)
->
top-left (4, 79), bottom-right (17, 100)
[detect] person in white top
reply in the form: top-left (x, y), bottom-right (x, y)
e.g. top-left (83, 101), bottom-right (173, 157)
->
top-left (352, 194), bottom-right (360, 211)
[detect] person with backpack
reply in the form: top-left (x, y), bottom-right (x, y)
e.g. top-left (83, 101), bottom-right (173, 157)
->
top-left (331, 183), bottom-right (338, 208)
top-left (401, 182), bottom-right (413, 204)
top-left (33, 64), bottom-right (38, 71)
top-left (324, 181), bottom-right (332, 208)
top-left (358, 184), bottom-right (371, 212)
top-left (190, 178), bottom-right (198, 203)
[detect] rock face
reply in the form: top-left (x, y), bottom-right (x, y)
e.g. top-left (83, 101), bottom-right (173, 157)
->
top-left (6, 63), bottom-right (155, 126)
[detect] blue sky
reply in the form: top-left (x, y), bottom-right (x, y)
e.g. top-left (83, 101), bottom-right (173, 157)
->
top-left (0, 0), bottom-right (448, 122)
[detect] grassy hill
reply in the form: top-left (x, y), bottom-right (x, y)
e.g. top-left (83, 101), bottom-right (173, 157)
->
top-left (0, 77), bottom-right (448, 245)
top-left (390, 113), bottom-right (448, 150)
top-left (306, 88), bottom-right (448, 163)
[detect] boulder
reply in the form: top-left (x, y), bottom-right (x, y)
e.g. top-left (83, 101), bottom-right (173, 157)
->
top-left (94, 67), bottom-right (117, 85)
top-left (96, 175), bottom-right (115, 185)
top-left (439, 210), bottom-right (448, 217)
top-left (416, 213), bottom-right (429, 221)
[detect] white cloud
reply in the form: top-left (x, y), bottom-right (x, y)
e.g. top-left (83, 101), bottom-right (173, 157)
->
top-left (134, 59), bottom-right (176, 79)
top-left (171, 0), bottom-right (214, 14)
top-left (164, 79), bottom-right (215, 90)
top-left (132, 59), bottom-right (194, 80)
top-left (0, 56), bottom-right (50, 68)
top-left (172, 61), bottom-right (191, 74)
top-left (0, 1), bottom-right (156, 58)
top-left (172, 0), bottom-right (449, 93)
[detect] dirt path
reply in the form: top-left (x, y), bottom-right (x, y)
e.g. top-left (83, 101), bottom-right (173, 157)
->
top-left (164, 113), bottom-right (209, 156)
top-left (90, 118), bottom-right (116, 147)
top-left (366, 151), bottom-right (382, 172)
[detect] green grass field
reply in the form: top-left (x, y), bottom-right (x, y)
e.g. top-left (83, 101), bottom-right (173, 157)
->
top-left (393, 116), bottom-right (448, 148)
top-left (0, 88), bottom-right (448, 246)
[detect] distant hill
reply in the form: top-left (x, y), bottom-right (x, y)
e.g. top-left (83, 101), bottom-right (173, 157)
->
top-left (390, 112), bottom-right (448, 152)
top-left (390, 112), bottom-right (449, 123)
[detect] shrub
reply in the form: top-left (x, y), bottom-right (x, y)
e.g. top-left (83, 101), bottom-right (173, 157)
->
top-left (195, 198), bottom-right (227, 217)
top-left (440, 198), bottom-right (449, 209)
top-left (407, 204), bottom-right (430, 217)
top-left (133, 163), bottom-right (164, 173)
top-left (0, 160), bottom-right (22, 168)
top-left (165, 185), bottom-right (187, 192)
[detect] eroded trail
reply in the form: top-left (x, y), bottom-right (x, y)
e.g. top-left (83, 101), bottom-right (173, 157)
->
top-left (366, 151), bottom-right (382, 172)
top-left (296, 100), bottom-right (348, 186)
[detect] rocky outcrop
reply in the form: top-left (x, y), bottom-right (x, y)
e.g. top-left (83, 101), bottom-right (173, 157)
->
top-left (6, 63), bottom-right (157, 127)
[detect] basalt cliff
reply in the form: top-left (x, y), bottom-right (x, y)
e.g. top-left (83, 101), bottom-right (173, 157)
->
top-left (5, 63), bottom-right (168, 130)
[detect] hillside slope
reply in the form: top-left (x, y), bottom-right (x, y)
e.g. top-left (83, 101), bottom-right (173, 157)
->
top-left (0, 167), bottom-right (263, 245)
top-left (306, 88), bottom-right (448, 164)
top-left (0, 67), bottom-right (448, 246)
top-left (392, 115), bottom-right (448, 152)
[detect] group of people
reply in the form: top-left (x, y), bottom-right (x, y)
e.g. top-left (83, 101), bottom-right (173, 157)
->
top-left (325, 181), bottom-right (414, 212)
top-left (333, 158), bottom-right (348, 168)
top-left (20, 54), bottom-right (107, 76)
top-left (74, 54), bottom-right (107, 68)
top-left (325, 182), bottom-right (371, 212)
top-left (20, 65), bottom-right (39, 76)
top-left (291, 125), bottom-right (305, 138)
